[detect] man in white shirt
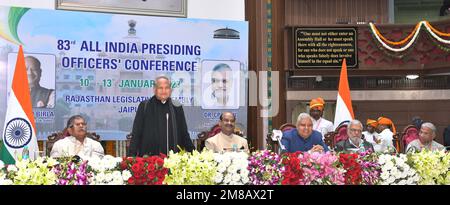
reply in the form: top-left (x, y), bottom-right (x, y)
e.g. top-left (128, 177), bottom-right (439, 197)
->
top-left (205, 112), bottom-right (249, 153)
top-left (362, 119), bottom-right (381, 151)
top-left (50, 115), bottom-right (104, 158)
top-left (309, 97), bottom-right (333, 139)
top-left (376, 117), bottom-right (396, 153)
top-left (406, 122), bottom-right (445, 153)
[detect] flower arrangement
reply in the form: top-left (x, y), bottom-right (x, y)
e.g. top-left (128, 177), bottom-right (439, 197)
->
top-left (407, 150), bottom-right (450, 185)
top-left (87, 155), bottom-right (131, 185)
top-left (121, 154), bottom-right (167, 185)
top-left (213, 152), bottom-right (249, 185)
top-left (0, 160), bottom-right (12, 185)
top-left (164, 150), bottom-right (217, 185)
top-left (297, 152), bottom-right (345, 185)
top-left (52, 156), bottom-right (92, 185)
top-left (339, 153), bottom-right (362, 185)
top-left (377, 154), bottom-right (419, 185)
top-left (8, 157), bottom-right (58, 185)
top-left (248, 150), bottom-right (284, 185)
top-left (358, 151), bottom-right (381, 185)
top-left (281, 152), bottom-right (304, 185)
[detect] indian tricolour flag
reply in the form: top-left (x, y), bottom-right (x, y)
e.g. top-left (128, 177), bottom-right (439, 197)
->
top-left (0, 45), bottom-right (38, 164)
top-left (333, 58), bottom-right (354, 129)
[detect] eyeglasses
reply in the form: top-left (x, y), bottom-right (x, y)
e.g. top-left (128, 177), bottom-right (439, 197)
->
top-left (349, 128), bottom-right (362, 133)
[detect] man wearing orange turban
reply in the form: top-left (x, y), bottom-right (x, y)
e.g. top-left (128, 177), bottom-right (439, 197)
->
top-left (376, 117), bottom-right (396, 153)
top-left (309, 97), bottom-right (334, 139)
top-left (362, 119), bottom-right (381, 151)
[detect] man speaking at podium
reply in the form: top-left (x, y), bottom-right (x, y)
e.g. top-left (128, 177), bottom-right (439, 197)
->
top-left (128, 75), bottom-right (194, 156)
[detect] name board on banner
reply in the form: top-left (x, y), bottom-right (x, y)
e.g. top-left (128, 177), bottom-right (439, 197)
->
top-left (0, 6), bottom-right (248, 140)
top-left (294, 27), bottom-right (357, 68)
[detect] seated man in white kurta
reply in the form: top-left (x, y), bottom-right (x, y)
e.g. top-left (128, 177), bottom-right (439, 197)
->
top-left (50, 115), bottom-right (104, 158)
top-left (205, 112), bottom-right (249, 153)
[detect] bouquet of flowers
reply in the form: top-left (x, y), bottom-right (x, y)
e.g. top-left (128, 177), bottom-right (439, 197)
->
top-left (0, 160), bottom-right (13, 185)
top-left (8, 157), bottom-right (58, 185)
top-left (281, 152), bottom-right (304, 185)
top-left (298, 151), bottom-right (345, 185)
top-left (87, 155), bottom-right (131, 185)
top-left (358, 151), bottom-right (381, 185)
top-left (377, 154), bottom-right (419, 185)
top-left (164, 150), bottom-right (217, 185)
top-left (121, 154), bottom-right (167, 185)
top-left (407, 150), bottom-right (450, 185)
top-left (52, 156), bottom-right (92, 185)
top-left (248, 150), bottom-right (284, 185)
top-left (213, 152), bottom-right (249, 185)
top-left (339, 153), bottom-right (362, 185)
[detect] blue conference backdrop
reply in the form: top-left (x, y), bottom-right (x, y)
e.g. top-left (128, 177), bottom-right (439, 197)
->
top-left (0, 6), bottom-right (248, 141)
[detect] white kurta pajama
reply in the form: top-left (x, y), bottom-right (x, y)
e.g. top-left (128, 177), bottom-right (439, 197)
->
top-left (50, 136), bottom-right (104, 158)
top-left (312, 117), bottom-right (334, 139)
top-left (205, 132), bottom-right (249, 153)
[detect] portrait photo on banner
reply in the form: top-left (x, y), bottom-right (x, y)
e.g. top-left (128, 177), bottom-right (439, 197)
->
top-left (201, 60), bottom-right (240, 110)
top-left (7, 53), bottom-right (56, 109)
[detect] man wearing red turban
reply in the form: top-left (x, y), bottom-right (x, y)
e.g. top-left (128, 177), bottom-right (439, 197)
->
top-left (309, 97), bottom-right (334, 139)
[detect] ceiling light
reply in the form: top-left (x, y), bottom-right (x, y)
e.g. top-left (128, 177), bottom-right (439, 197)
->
top-left (406, 74), bottom-right (419, 80)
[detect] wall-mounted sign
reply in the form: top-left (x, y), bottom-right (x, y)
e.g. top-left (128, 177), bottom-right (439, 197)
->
top-left (294, 27), bottom-right (357, 68)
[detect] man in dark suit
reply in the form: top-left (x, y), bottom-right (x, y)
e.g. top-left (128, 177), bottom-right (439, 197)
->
top-left (335, 119), bottom-right (374, 153)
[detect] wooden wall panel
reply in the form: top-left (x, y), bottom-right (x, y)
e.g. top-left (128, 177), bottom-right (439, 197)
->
top-left (284, 0), bottom-right (389, 26)
top-left (246, 0), bottom-right (267, 150)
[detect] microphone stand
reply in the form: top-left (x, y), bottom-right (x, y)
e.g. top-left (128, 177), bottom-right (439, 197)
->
top-left (166, 113), bottom-right (169, 154)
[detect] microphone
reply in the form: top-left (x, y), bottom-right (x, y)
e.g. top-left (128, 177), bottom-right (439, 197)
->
top-left (166, 113), bottom-right (169, 154)
top-left (271, 130), bottom-right (286, 151)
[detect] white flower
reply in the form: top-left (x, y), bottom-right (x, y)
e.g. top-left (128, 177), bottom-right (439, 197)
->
top-left (105, 173), bottom-right (114, 182)
top-left (386, 176), bottom-right (395, 184)
top-left (400, 171), bottom-right (408, 179)
top-left (222, 158), bottom-right (231, 167)
top-left (378, 156), bottom-right (386, 165)
top-left (231, 174), bottom-right (241, 182)
top-left (95, 172), bottom-right (106, 183)
top-left (214, 173), bottom-right (224, 184)
top-left (214, 154), bottom-right (224, 163)
top-left (241, 176), bottom-right (249, 184)
top-left (0, 178), bottom-right (13, 185)
top-left (217, 164), bottom-right (227, 173)
top-left (380, 171), bottom-right (390, 180)
top-left (406, 178), bottom-right (414, 185)
top-left (7, 165), bottom-right (17, 172)
top-left (122, 170), bottom-right (132, 181)
top-left (398, 180), bottom-right (406, 185)
top-left (223, 174), bottom-right (232, 184)
top-left (240, 169), bottom-right (249, 178)
top-left (390, 166), bottom-right (398, 174)
top-left (384, 161), bottom-right (394, 171)
top-left (227, 165), bottom-right (238, 174)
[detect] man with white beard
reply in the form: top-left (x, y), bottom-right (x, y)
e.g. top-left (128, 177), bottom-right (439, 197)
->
top-left (335, 119), bottom-right (374, 153)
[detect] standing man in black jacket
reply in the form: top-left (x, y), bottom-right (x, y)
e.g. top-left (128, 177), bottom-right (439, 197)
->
top-left (128, 75), bottom-right (194, 156)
